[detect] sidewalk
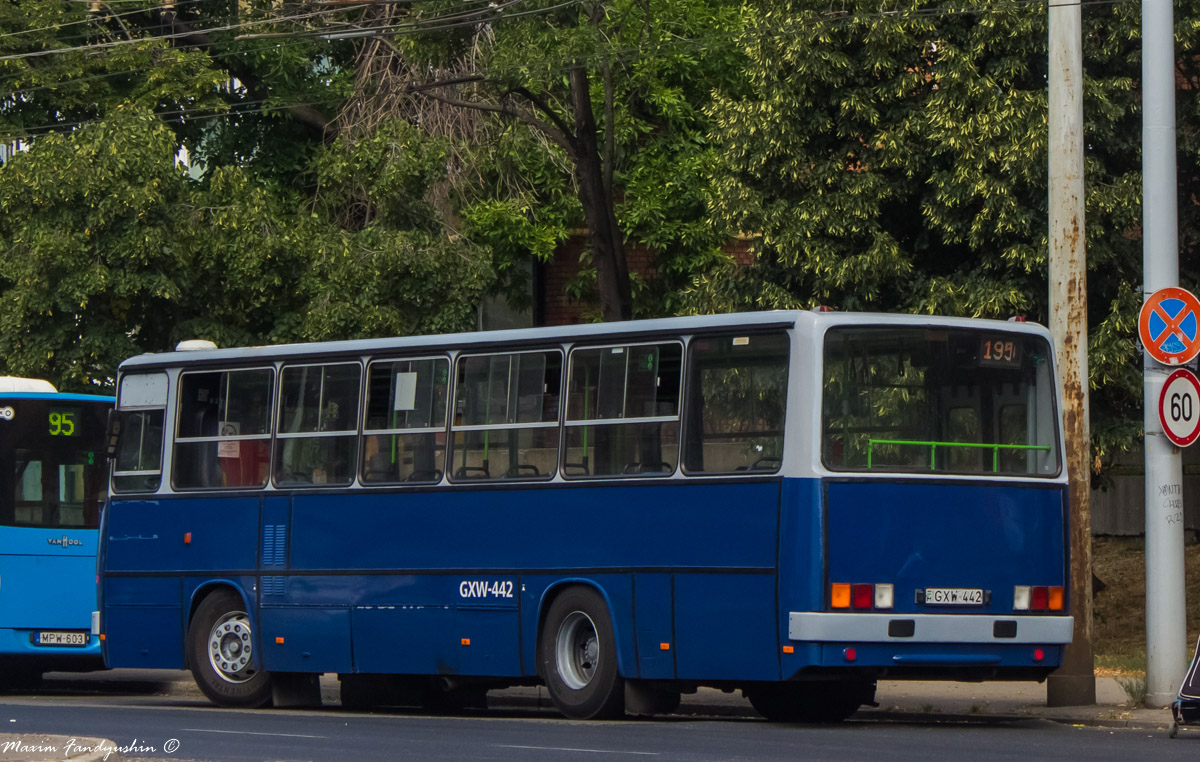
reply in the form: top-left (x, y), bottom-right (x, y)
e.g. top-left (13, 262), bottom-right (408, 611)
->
top-left (0, 677), bottom-right (1177, 761)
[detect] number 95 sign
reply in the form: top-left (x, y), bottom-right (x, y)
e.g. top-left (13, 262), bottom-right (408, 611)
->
top-left (1159, 368), bottom-right (1200, 447)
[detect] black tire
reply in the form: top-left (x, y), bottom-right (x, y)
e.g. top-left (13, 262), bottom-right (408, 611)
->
top-left (539, 586), bottom-right (625, 719)
top-left (745, 680), bottom-right (872, 723)
top-left (187, 589), bottom-right (272, 708)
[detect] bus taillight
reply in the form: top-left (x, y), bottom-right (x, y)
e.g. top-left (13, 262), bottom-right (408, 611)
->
top-left (1013, 585), bottom-right (1064, 611)
top-left (831, 583), bottom-right (893, 610)
top-left (851, 584), bottom-right (873, 609)
top-left (831, 583), bottom-right (851, 608)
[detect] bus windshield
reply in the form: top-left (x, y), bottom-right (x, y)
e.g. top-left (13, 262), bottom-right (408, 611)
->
top-left (0, 398), bottom-right (110, 529)
top-left (821, 326), bottom-right (1060, 477)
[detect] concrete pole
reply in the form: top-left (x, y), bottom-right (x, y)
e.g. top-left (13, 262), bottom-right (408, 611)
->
top-left (1046, 0), bottom-right (1096, 708)
top-left (1142, 0), bottom-right (1188, 709)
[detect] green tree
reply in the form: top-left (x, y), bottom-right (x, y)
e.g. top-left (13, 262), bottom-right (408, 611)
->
top-left (0, 3), bottom-right (491, 390)
top-left (703, 0), bottom-right (1155, 462)
top-left (357, 0), bottom-right (747, 321)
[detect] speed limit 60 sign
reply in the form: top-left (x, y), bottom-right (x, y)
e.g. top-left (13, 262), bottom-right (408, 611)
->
top-left (1159, 368), bottom-right (1200, 447)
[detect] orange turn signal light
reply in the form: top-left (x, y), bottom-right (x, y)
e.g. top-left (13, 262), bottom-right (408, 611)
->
top-left (1048, 587), bottom-right (1064, 611)
top-left (831, 583), bottom-right (851, 609)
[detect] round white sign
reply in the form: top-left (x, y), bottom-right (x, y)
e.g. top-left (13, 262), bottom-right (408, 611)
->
top-left (1159, 368), bottom-right (1200, 447)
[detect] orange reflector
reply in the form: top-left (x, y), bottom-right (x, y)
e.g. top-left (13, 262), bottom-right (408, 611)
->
top-left (275, 637), bottom-right (284, 644)
top-left (184, 532), bottom-right (192, 544)
top-left (831, 583), bottom-right (851, 608)
top-left (659, 643), bottom-right (670, 651)
top-left (99, 634), bottom-right (106, 641)
top-left (461, 638), bottom-right (471, 646)
top-left (1048, 587), bottom-right (1064, 611)
top-left (782, 645), bottom-right (794, 654)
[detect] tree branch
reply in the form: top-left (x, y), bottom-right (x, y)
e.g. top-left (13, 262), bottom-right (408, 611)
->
top-left (156, 10), bottom-right (332, 138)
top-left (414, 88), bottom-right (573, 154)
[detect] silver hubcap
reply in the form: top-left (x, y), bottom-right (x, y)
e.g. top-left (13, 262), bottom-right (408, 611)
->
top-left (555, 611), bottom-right (599, 690)
top-left (207, 612), bottom-right (256, 683)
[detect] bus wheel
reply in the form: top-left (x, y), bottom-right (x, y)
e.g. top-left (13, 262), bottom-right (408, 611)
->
top-left (539, 586), bottom-right (625, 719)
top-left (188, 589), bottom-right (272, 708)
top-left (744, 680), bottom-right (871, 723)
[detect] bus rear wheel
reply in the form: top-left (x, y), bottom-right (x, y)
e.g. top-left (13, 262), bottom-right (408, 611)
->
top-left (188, 589), bottom-right (272, 707)
top-left (744, 680), bottom-right (873, 723)
top-left (539, 586), bottom-right (624, 719)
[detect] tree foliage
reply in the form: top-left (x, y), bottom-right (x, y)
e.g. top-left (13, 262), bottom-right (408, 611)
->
top-left (700, 0), bottom-right (1165, 463)
top-left (0, 2), bottom-right (491, 391)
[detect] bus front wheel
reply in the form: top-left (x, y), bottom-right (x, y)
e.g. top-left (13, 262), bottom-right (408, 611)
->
top-left (188, 589), bottom-right (272, 708)
top-left (539, 586), bottom-right (624, 719)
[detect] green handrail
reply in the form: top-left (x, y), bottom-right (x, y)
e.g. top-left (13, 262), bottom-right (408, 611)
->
top-left (866, 438), bottom-right (1053, 472)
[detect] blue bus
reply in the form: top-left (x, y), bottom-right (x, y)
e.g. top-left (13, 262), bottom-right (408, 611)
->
top-left (99, 311), bottom-right (1071, 720)
top-left (0, 378), bottom-right (112, 686)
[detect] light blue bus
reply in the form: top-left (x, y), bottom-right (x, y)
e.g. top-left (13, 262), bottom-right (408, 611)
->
top-left (99, 311), bottom-right (1071, 720)
top-left (0, 378), bottom-right (112, 685)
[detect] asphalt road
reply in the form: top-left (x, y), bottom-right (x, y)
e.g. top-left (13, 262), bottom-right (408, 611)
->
top-left (0, 671), bottom-right (1194, 761)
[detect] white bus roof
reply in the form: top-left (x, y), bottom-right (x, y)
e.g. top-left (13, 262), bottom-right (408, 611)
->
top-left (0, 376), bottom-right (57, 393)
top-left (117, 310), bottom-right (1051, 371)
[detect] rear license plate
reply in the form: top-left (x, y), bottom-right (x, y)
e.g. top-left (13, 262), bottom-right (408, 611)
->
top-left (33, 631), bottom-right (88, 647)
top-left (924, 588), bottom-right (984, 605)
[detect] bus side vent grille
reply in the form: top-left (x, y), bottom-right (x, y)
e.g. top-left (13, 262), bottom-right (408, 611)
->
top-left (262, 523), bottom-right (287, 567)
top-left (262, 576), bottom-right (285, 597)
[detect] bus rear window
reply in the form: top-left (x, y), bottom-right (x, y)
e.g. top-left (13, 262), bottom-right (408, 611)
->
top-left (821, 327), bottom-right (1060, 476)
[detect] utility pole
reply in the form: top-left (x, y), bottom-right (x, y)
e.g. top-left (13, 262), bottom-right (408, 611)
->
top-left (1142, 0), bottom-right (1188, 709)
top-left (1046, 0), bottom-right (1096, 707)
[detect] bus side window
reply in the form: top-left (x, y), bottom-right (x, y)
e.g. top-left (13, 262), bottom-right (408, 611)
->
top-left (174, 369), bottom-right (273, 490)
top-left (275, 363), bottom-right (362, 488)
top-left (563, 342), bottom-right (682, 478)
top-left (682, 333), bottom-right (789, 474)
top-left (112, 372), bottom-right (168, 493)
top-left (112, 410), bottom-right (165, 492)
top-left (362, 357), bottom-right (449, 484)
top-left (450, 351), bottom-right (560, 482)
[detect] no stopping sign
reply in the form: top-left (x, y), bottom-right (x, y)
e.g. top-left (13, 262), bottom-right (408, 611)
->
top-left (1159, 368), bottom-right (1200, 446)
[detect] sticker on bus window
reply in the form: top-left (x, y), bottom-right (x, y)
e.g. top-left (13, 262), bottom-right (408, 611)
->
top-left (393, 372), bottom-right (418, 411)
top-left (218, 421), bottom-right (240, 458)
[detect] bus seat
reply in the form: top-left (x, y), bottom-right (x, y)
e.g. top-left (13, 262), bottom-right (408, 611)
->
top-left (504, 464), bottom-right (540, 479)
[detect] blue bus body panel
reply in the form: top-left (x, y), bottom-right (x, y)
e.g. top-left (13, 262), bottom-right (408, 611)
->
top-left (0, 527), bottom-right (97, 629)
top-left (103, 481), bottom-right (785, 679)
top-left (0, 527), bottom-right (100, 660)
top-left (825, 481), bottom-right (1067, 612)
top-left (104, 498), bottom-right (260, 573)
top-left (288, 483), bottom-right (780, 570)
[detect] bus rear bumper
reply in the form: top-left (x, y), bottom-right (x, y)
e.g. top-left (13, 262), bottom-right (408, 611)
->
top-left (0, 628), bottom-right (103, 672)
top-left (788, 612), bottom-right (1074, 645)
